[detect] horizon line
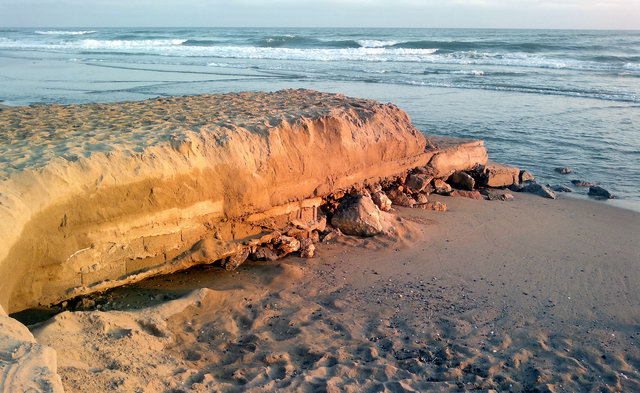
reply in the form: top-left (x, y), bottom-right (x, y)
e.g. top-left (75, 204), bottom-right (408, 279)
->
top-left (3, 26), bottom-right (640, 32)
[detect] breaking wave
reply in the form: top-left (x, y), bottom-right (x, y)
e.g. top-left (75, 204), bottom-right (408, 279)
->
top-left (34, 30), bottom-right (97, 35)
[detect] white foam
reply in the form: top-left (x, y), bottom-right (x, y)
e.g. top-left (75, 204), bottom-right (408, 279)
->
top-left (35, 30), bottom-right (97, 35)
top-left (356, 40), bottom-right (399, 48)
top-left (452, 69), bottom-right (485, 76)
top-left (77, 39), bottom-right (187, 49)
top-left (623, 62), bottom-right (640, 71)
top-left (0, 37), bottom-right (630, 73)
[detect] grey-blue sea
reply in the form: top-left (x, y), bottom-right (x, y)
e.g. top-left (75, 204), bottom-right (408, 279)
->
top-left (0, 27), bottom-right (638, 207)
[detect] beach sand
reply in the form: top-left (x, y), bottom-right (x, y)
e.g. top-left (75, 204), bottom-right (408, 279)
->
top-left (30, 193), bottom-right (640, 393)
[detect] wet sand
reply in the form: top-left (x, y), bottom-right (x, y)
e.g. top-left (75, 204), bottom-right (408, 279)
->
top-left (30, 193), bottom-right (640, 393)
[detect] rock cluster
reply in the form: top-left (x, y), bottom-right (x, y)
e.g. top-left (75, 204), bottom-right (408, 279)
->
top-left (218, 157), bottom-right (571, 273)
top-left (216, 213), bottom-right (333, 271)
top-left (546, 178), bottom-right (615, 199)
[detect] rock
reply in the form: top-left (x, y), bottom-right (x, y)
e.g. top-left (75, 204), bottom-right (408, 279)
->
top-left (482, 189), bottom-right (514, 201)
top-left (432, 179), bottom-right (452, 195)
top-left (422, 183), bottom-right (435, 195)
top-left (76, 298), bottom-right (96, 310)
top-left (481, 161), bottom-right (520, 187)
top-left (330, 195), bottom-right (384, 237)
top-left (416, 201), bottom-right (448, 211)
top-left (367, 183), bottom-right (382, 194)
top-left (251, 247), bottom-right (279, 261)
top-left (500, 193), bottom-right (514, 201)
top-left (426, 137), bottom-right (488, 177)
top-left (223, 247), bottom-right (250, 271)
top-left (387, 190), bottom-right (416, 207)
top-left (519, 170), bottom-right (535, 183)
top-left (550, 184), bottom-right (573, 193)
top-left (571, 179), bottom-right (596, 187)
top-left (291, 215), bottom-right (327, 233)
top-left (555, 167), bottom-right (572, 174)
top-left (412, 166), bottom-right (435, 176)
top-left (415, 193), bottom-right (429, 204)
top-left (405, 174), bottom-right (432, 193)
top-left (277, 236), bottom-right (301, 254)
top-left (371, 191), bottom-right (392, 212)
top-left (450, 190), bottom-right (485, 200)
top-left (522, 183), bottom-right (556, 199)
top-left (588, 186), bottom-right (614, 199)
top-left (447, 171), bottom-right (475, 190)
top-left (508, 183), bottom-right (524, 192)
top-left (299, 238), bottom-right (315, 258)
top-left (321, 229), bottom-right (342, 242)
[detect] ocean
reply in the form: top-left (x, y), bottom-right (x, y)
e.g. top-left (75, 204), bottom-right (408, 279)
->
top-left (0, 27), bottom-right (639, 207)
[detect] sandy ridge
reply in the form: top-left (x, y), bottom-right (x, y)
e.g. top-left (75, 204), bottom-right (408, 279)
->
top-left (0, 89), bottom-right (431, 312)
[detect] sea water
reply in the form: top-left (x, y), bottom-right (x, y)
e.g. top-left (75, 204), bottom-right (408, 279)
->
top-left (0, 27), bottom-right (638, 205)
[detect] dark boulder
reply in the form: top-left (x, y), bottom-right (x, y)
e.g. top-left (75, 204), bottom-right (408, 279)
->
top-left (522, 183), bottom-right (556, 199)
top-left (448, 171), bottom-right (475, 190)
top-left (588, 186), bottom-right (614, 199)
top-left (405, 174), bottom-right (432, 193)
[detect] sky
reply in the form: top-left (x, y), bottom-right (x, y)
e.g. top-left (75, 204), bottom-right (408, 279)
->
top-left (0, 0), bottom-right (638, 30)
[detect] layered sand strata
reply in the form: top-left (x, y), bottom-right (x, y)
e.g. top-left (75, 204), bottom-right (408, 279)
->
top-left (0, 90), bottom-right (487, 314)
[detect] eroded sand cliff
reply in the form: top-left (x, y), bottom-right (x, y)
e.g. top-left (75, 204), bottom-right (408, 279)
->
top-left (0, 90), bottom-right (487, 314)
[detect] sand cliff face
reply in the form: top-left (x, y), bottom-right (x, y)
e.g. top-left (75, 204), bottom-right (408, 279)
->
top-left (0, 90), bottom-right (449, 313)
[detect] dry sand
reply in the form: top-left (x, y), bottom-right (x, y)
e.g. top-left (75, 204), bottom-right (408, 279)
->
top-left (0, 90), bottom-right (417, 180)
top-left (29, 193), bottom-right (640, 393)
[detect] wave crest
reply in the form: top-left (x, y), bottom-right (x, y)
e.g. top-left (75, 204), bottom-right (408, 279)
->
top-left (35, 30), bottom-right (97, 35)
top-left (255, 35), bottom-right (361, 49)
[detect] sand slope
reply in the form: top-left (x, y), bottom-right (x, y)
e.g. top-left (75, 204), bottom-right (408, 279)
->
top-left (31, 194), bottom-right (640, 393)
top-left (0, 305), bottom-right (63, 393)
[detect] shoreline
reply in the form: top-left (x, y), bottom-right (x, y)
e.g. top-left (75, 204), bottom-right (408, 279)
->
top-left (560, 191), bottom-right (640, 213)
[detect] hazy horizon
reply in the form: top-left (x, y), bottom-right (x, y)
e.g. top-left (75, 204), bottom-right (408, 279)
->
top-left (1, 0), bottom-right (638, 30)
top-left (2, 26), bottom-right (640, 31)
